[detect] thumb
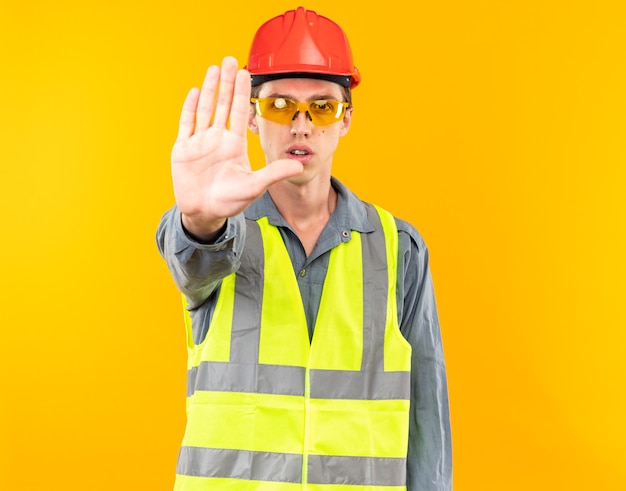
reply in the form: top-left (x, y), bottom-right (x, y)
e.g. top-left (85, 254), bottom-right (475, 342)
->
top-left (254, 159), bottom-right (304, 189)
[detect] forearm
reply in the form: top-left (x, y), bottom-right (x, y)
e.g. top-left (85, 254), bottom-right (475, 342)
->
top-left (406, 306), bottom-right (452, 491)
top-left (397, 226), bottom-right (452, 490)
top-left (156, 205), bottom-right (245, 308)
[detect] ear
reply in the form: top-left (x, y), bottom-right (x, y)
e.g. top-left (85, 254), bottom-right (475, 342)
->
top-left (339, 106), bottom-right (353, 137)
top-left (248, 104), bottom-right (259, 134)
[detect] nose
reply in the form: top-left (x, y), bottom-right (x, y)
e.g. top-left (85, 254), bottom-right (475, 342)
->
top-left (290, 110), bottom-right (312, 136)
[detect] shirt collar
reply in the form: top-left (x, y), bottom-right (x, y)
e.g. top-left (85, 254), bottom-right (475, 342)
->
top-left (244, 177), bottom-right (374, 234)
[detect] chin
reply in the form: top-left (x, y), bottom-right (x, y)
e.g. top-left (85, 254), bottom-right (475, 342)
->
top-left (285, 174), bottom-right (313, 186)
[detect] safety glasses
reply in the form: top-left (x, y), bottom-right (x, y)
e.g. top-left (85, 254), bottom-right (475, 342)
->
top-left (250, 97), bottom-right (350, 126)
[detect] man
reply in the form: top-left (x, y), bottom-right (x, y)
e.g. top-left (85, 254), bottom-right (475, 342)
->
top-left (157, 7), bottom-right (452, 491)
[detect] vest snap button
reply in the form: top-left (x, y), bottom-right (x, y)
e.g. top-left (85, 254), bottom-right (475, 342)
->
top-left (300, 269), bottom-right (306, 277)
top-left (342, 230), bottom-right (350, 239)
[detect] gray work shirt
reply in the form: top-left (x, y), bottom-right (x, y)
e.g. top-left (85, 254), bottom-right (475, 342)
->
top-left (156, 177), bottom-right (452, 491)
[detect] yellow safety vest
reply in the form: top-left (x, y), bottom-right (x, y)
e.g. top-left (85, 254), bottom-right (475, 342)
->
top-left (175, 204), bottom-right (412, 491)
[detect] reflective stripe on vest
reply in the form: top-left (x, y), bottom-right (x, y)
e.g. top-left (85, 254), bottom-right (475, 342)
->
top-left (176, 204), bottom-right (412, 491)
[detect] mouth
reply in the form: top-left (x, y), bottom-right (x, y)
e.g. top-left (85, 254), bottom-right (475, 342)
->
top-left (287, 146), bottom-right (313, 162)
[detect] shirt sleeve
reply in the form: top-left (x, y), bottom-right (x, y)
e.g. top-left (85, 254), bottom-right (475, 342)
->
top-left (396, 222), bottom-right (453, 491)
top-left (156, 205), bottom-right (246, 309)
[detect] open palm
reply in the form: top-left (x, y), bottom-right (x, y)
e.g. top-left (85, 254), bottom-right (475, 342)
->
top-left (171, 57), bottom-right (302, 239)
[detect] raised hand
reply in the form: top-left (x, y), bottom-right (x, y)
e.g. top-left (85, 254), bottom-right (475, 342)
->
top-left (171, 57), bottom-right (303, 241)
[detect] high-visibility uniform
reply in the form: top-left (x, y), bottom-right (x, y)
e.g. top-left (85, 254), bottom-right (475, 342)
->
top-left (175, 203), bottom-right (412, 491)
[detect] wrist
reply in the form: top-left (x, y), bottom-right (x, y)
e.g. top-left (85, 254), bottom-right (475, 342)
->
top-left (181, 214), bottom-right (227, 244)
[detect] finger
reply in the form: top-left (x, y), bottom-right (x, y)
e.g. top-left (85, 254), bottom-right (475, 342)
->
top-left (195, 65), bottom-right (220, 130)
top-left (229, 68), bottom-right (252, 137)
top-left (212, 56), bottom-right (239, 128)
top-left (176, 87), bottom-right (200, 141)
top-left (253, 159), bottom-right (304, 190)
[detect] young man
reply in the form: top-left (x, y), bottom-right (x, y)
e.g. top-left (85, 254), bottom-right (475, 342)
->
top-left (157, 7), bottom-right (452, 491)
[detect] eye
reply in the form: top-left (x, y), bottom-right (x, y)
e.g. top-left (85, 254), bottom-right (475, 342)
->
top-left (311, 100), bottom-right (333, 111)
top-left (273, 98), bottom-right (288, 109)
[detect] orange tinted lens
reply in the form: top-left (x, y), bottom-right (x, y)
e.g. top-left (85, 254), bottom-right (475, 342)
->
top-left (307, 100), bottom-right (349, 125)
top-left (252, 98), bottom-right (297, 124)
top-left (252, 98), bottom-right (349, 126)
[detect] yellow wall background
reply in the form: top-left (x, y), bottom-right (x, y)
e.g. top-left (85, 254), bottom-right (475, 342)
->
top-left (1, 1), bottom-right (624, 489)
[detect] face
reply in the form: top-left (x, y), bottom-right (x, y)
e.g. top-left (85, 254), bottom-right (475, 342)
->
top-left (248, 78), bottom-right (353, 187)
